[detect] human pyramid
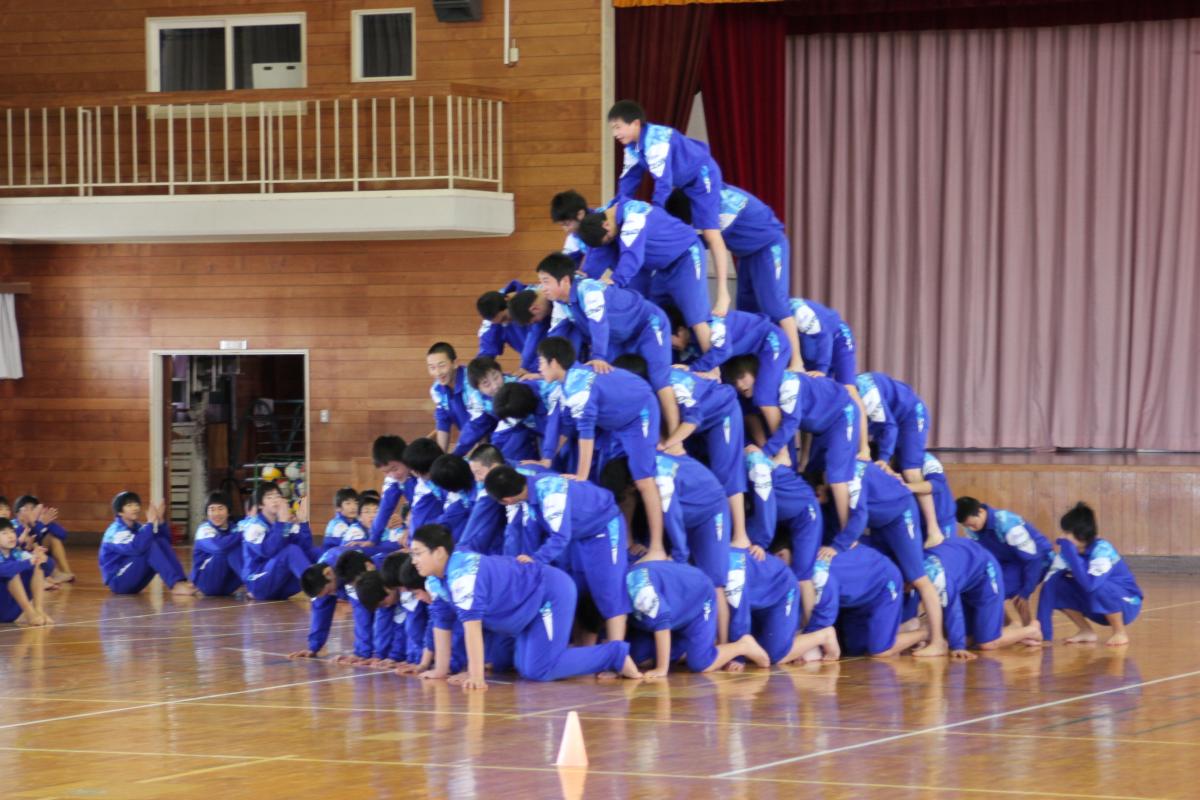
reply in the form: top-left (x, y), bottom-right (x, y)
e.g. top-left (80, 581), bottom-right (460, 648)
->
top-left (0, 100), bottom-right (1144, 689)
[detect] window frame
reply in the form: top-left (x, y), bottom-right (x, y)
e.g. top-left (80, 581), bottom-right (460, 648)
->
top-left (350, 8), bottom-right (418, 83)
top-left (145, 12), bottom-right (309, 93)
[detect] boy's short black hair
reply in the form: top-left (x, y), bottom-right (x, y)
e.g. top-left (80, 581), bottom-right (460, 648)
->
top-left (354, 571), bottom-right (390, 613)
top-left (476, 290), bottom-right (508, 320)
top-left (468, 443), bottom-right (506, 469)
top-left (608, 99), bottom-right (646, 125)
top-left (0, 496), bottom-right (9, 508)
top-left (663, 303), bottom-right (687, 335)
top-left (334, 549), bottom-right (372, 586)
top-left (0, 518), bottom-right (14, 533)
top-left (508, 290), bottom-right (539, 325)
top-left (537, 336), bottom-right (577, 370)
top-left (427, 341), bottom-right (457, 361)
top-left (13, 495), bottom-right (38, 515)
top-left (483, 466), bottom-right (527, 501)
top-left (334, 487), bottom-right (360, 508)
top-left (379, 551), bottom-right (411, 589)
top-left (401, 438), bottom-right (444, 475)
top-left (612, 353), bottom-right (648, 382)
top-left (492, 382), bottom-right (537, 420)
top-left (372, 435), bottom-right (408, 467)
top-left (300, 564), bottom-right (332, 598)
top-left (397, 556), bottom-right (427, 590)
top-left (551, 190), bottom-right (588, 223)
top-left (1060, 501), bottom-right (1098, 545)
top-left (205, 491), bottom-right (232, 511)
top-left (255, 481), bottom-right (282, 506)
top-left (359, 489), bottom-right (381, 503)
top-left (721, 354), bottom-right (760, 383)
top-left (430, 454), bottom-right (475, 494)
top-left (412, 523), bottom-right (455, 557)
top-left (112, 491), bottom-right (141, 515)
top-left (664, 188), bottom-right (693, 226)
top-left (577, 212), bottom-right (608, 248)
top-left (598, 457), bottom-right (634, 498)
top-left (536, 252), bottom-right (577, 282)
top-left (955, 496), bottom-right (983, 524)
top-left (466, 356), bottom-right (502, 389)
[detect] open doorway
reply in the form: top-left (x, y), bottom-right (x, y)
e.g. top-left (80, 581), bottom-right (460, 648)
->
top-left (150, 351), bottom-right (309, 538)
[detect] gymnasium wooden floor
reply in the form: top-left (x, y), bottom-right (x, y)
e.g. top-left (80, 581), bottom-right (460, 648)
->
top-left (1, 548), bottom-right (1197, 800)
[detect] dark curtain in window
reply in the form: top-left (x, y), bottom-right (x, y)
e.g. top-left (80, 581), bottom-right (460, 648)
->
top-left (362, 13), bottom-right (414, 78)
top-left (159, 28), bottom-right (225, 92)
top-left (233, 24), bottom-right (303, 89)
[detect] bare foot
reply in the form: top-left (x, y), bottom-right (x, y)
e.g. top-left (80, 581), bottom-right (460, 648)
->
top-left (14, 612), bottom-right (33, 627)
top-left (595, 670), bottom-right (619, 681)
top-left (739, 634), bottom-right (771, 668)
top-left (620, 656), bottom-right (643, 680)
top-left (39, 614), bottom-right (54, 626)
top-left (1020, 626), bottom-right (1044, 647)
top-left (171, 581), bottom-right (199, 596)
top-left (912, 639), bottom-right (949, 658)
top-left (821, 629), bottom-right (841, 662)
top-left (1064, 629), bottom-right (1098, 644)
top-left (1105, 632), bottom-right (1130, 647)
top-left (44, 582), bottom-right (60, 592)
top-left (722, 660), bottom-right (746, 673)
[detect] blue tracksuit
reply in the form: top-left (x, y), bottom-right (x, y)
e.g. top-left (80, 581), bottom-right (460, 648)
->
top-left (921, 454), bottom-right (958, 540)
top-left (370, 475), bottom-right (416, 547)
top-left (626, 560), bottom-right (719, 672)
top-left (790, 298), bottom-right (858, 385)
top-left (618, 122), bottom-right (724, 231)
top-left (744, 450), bottom-right (822, 581)
top-left (476, 280), bottom-right (529, 361)
top-left (727, 547), bottom-right (801, 663)
top-left (15, 519), bottom-right (68, 546)
top-left (99, 517), bottom-right (188, 594)
top-left (718, 185), bottom-right (791, 322)
top-left (520, 471), bottom-right (630, 620)
top-left (561, 364), bottom-right (660, 481)
top-left (856, 372), bottom-right (930, 471)
top-left (322, 513), bottom-right (369, 551)
top-left (1038, 538), bottom-right (1143, 640)
top-left (923, 537), bottom-right (1006, 650)
top-left (690, 311), bottom-right (791, 408)
top-left (779, 371), bottom-right (862, 484)
top-left (809, 545), bottom-right (904, 656)
top-left (569, 277), bottom-right (672, 391)
top-left (0, 547), bottom-right (35, 622)
top-left (828, 461), bottom-right (925, 583)
top-left (431, 366), bottom-right (470, 440)
top-left (428, 551), bottom-right (629, 681)
top-left (611, 199), bottom-right (710, 327)
top-left (654, 452), bottom-right (730, 587)
top-left (454, 376), bottom-right (539, 462)
top-left (190, 520), bottom-right (244, 596)
top-left (457, 484), bottom-right (509, 555)
top-left (968, 504), bottom-right (1053, 601)
top-left (240, 514), bottom-right (316, 600)
top-left (521, 302), bottom-right (586, 376)
top-left (408, 478), bottom-right (445, 537)
top-left (434, 487), bottom-right (476, 543)
top-left (669, 367), bottom-right (747, 498)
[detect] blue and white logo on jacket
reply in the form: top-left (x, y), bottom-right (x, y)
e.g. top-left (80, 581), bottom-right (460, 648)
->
top-left (563, 367), bottom-right (596, 420)
top-left (653, 455), bottom-right (679, 513)
top-left (779, 372), bottom-right (801, 415)
top-left (690, 244), bottom-right (703, 280)
top-left (746, 451), bottom-right (774, 501)
top-left (812, 559), bottom-right (830, 602)
top-left (848, 461), bottom-right (867, 510)
top-left (718, 188), bottom-right (748, 230)
top-left (579, 279), bottom-right (607, 323)
top-left (620, 201), bottom-right (650, 249)
top-left (923, 555), bottom-right (949, 607)
top-left (539, 600), bottom-right (554, 641)
top-left (1088, 540), bottom-right (1120, 577)
top-left (242, 521), bottom-right (268, 545)
top-left (772, 244), bottom-right (783, 281)
top-left (535, 476), bottom-right (569, 534)
top-left (725, 550), bottom-right (747, 609)
top-left (790, 298), bottom-right (821, 334)
top-left (627, 568), bottom-right (660, 621)
top-left (669, 370), bottom-right (697, 408)
top-left (606, 516), bottom-right (622, 565)
top-left (447, 551), bottom-right (482, 612)
top-left (856, 374), bottom-right (886, 423)
top-left (643, 125), bottom-right (673, 178)
top-left (995, 510), bottom-right (1038, 556)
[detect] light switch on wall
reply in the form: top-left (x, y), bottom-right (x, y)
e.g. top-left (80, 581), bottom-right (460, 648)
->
top-left (319, 409), bottom-right (330, 423)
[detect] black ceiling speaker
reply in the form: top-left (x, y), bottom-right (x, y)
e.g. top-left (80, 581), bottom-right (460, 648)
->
top-left (433, 0), bottom-right (482, 22)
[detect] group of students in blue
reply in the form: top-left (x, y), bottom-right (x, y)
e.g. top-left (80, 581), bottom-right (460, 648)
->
top-left (0, 98), bottom-right (1145, 679)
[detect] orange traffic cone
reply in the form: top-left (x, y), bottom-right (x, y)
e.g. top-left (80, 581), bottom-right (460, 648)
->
top-left (555, 710), bottom-right (589, 768)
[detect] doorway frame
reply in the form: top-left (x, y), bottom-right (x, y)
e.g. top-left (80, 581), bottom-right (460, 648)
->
top-left (148, 349), bottom-right (311, 506)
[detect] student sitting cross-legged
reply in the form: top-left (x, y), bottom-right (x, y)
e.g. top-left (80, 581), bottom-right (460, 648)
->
top-left (100, 491), bottom-right (196, 596)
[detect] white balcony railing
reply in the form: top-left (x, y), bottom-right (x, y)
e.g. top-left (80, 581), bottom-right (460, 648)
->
top-left (0, 85), bottom-right (504, 198)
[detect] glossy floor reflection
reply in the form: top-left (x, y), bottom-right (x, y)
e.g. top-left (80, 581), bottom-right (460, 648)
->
top-left (1, 548), bottom-right (1197, 799)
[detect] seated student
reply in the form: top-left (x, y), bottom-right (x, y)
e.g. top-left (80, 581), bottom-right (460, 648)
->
top-left (428, 454), bottom-right (478, 543)
top-left (744, 446), bottom-right (822, 620)
top-left (552, 189), bottom-right (616, 279)
top-left (673, 308), bottom-right (791, 438)
top-left (369, 435), bottom-right (415, 548)
top-left (577, 199), bottom-right (714, 352)
top-left (12, 495), bottom-right (74, 582)
top-left (190, 491), bottom-right (244, 597)
top-left (402, 438), bottom-right (448, 535)
top-left (956, 496), bottom-right (1053, 626)
top-left (0, 518), bottom-right (51, 626)
top-left (626, 560), bottom-right (769, 677)
top-left (475, 280), bottom-right (529, 364)
top-left (537, 336), bottom-right (669, 562)
top-left (666, 186), bottom-right (802, 371)
top-left (358, 491), bottom-right (405, 553)
top-left (904, 453), bottom-right (958, 543)
top-left (240, 485), bottom-right (315, 601)
top-left (492, 379), bottom-right (574, 473)
top-left (535, 252), bottom-right (679, 434)
top-left (458, 445), bottom-right (512, 556)
top-left (726, 545), bottom-right (839, 665)
top-left (609, 99), bottom-right (732, 316)
top-left (100, 492), bottom-right (196, 596)
top-left (486, 464), bottom-right (631, 644)
top-left (427, 342), bottom-right (470, 454)
top-left (1037, 502), bottom-right (1142, 647)
top-left (856, 371), bottom-right (941, 537)
top-left (817, 461), bottom-right (948, 657)
top-left (790, 296), bottom-right (869, 456)
top-left (459, 357), bottom-right (539, 462)
top-left (922, 536), bottom-right (1044, 660)
top-left (410, 523), bottom-right (640, 688)
top-left (323, 487), bottom-right (369, 551)
top-left (806, 545), bottom-right (931, 658)
top-left (508, 289), bottom-right (586, 376)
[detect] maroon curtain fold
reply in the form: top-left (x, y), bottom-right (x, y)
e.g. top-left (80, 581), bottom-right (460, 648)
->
top-left (614, 5), bottom-right (714, 189)
top-left (700, 4), bottom-right (787, 218)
